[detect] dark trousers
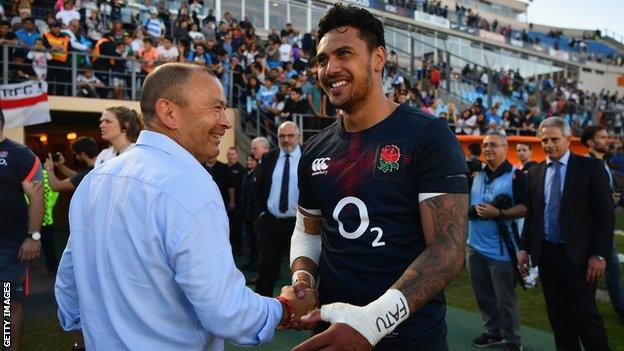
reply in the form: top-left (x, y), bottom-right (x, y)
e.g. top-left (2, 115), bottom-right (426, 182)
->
top-left (41, 225), bottom-right (58, 273)
top-left (605, 242), bottom-right (624, 317)
top-left (539, 241), bottom-right (610, 351)
top-left (228, 208), bottom-right (242, 254)
top-left (47, 60), bottom-right (69, 95)
top-left (245, 218), bottom-right (258, 264)
top-left (255, 213), bottom-right (295, 297)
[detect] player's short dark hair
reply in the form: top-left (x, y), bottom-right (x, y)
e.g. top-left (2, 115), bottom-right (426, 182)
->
top-left (72, 137), bottom-right (98, 158)
top-left (516, 142), bottom-right (532, 151)
top-left (140, 63), bottom-right (213, 127)
top-left (106, 106), bottom-right (145, 143)
top-left (317, 3), bottom-right (385, 53)
top-left (580, 125), bottom-right (607, 147)
top-left (468, 142), bottom-right (481, 157)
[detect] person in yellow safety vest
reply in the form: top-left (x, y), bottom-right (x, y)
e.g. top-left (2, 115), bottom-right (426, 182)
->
top-left (42, 20), bottom-right (74, 95)
top-left (41, 170), bottom-right (59, 273)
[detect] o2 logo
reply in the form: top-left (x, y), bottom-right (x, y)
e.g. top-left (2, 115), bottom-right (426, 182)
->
top-left (332, 196), bottom-right (385, 247)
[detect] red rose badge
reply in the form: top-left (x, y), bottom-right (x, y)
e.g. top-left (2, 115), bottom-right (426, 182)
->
top-left (378, 144), bottom-right (401, 173)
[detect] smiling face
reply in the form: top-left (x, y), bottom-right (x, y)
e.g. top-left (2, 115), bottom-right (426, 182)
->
top-left (173, 73), bottom-right (232, 162)
top-left (315, 26), bottom-right (377, 114)
top-left (482, 134), bottom-right (508, 168)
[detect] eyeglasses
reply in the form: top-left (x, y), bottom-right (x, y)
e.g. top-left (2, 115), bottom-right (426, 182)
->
top-left (482, 142), bottom-right (505, 149)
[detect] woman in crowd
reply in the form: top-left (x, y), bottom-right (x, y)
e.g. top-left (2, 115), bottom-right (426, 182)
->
top-left (95, 106), bottom-right (144, 167)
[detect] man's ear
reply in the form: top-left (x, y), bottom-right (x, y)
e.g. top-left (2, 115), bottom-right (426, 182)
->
top-left (373, 45), bottom-right (387, 73)
top-left (154, 98), bottom-right (178, 130)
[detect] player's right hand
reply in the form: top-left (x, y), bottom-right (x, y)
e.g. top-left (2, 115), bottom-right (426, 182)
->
top-left (517, 250), bottom-right (529, 277)
top-left (279, 286), bottom-right (319, 330)
top-left (288, 283), bottom-right (319, 330)
top-left (292, 310), bottom-right (373, 351)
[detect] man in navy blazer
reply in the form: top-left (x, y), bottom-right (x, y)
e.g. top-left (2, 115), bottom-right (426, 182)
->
top-left (518, 117), bottom-right (613, 350)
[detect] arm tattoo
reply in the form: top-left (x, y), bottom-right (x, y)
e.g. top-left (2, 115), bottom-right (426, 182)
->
top-left (391, 193), bottom-right (468, 312)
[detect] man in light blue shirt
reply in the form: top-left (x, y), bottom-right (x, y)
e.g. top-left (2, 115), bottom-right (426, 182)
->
top-left (54, 63), bottom-right (317, 350)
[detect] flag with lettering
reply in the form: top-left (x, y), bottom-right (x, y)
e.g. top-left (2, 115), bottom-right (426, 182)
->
top-left (0, 81), bottom-right (51, 129)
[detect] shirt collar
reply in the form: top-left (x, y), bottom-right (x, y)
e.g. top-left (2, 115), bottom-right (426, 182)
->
top-left (136, 130), bottom-right (204, 170)
top-left (279, 145), bottom-right (301, 159)
top-left (546, 149), bottom-right (570, 166)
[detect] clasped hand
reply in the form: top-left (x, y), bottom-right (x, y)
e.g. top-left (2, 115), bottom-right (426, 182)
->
top-left (278, 285), bottom-right (319, 329)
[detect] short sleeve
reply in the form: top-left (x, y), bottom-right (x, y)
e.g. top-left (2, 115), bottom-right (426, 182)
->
top-left (15, 147), bottom-right (42, 183)
top-left (414, 118), bottom-right (469, 194)
top-left (70, 169), bottom-right (90, 188)
top-left (297, 145), bottom-right (319, 210)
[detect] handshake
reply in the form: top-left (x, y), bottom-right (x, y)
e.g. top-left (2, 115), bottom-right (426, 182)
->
top-left (276, 282), bottom-right (319, 330)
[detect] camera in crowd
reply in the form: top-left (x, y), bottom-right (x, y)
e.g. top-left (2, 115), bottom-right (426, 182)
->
top-left (51, 152), bottom-right (62, 162)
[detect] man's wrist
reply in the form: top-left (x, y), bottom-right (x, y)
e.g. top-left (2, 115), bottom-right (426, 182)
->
top-left (276, 296), bottom-right (295, 329)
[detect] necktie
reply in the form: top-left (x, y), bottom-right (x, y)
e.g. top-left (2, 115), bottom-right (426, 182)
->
top-left (547, 161), bottom-right (562, 243)
top-left (279, 153), bottom-right (290, 213)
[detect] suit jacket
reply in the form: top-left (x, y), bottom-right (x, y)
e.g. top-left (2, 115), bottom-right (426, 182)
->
top-left (520, 152), bottom-right (614, 269)
top-left (253, 149), bottom-right (280, 215)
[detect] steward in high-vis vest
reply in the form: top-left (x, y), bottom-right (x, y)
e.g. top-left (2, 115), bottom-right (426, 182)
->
top-left (91, 32), bottom-right (119, 95)
top-left (42, 20), bottom-right (74, 95)
top-left (466, 131), bottom-right (528, 350)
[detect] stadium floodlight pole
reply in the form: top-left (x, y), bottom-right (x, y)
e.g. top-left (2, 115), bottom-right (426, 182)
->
top-left (215, 0), bottom-right (221, 22)
top-left (445, 51), bottom-right (451, 93)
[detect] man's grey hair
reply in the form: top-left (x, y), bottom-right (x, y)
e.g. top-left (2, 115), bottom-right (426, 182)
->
top-left (278, 121), bottom-right (300, 134)
top-left (484, 130), bottom-right (507, 145)
top-left (538, 117), bottom-right (571, 137)
top-left (251, 136), bottom-right (270, 150)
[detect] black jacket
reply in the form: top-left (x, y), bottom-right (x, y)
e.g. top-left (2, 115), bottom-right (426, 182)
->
top-left (520, 153), bottom-right (614, 268)
top-left (253, 149), bottom-right (280, 214)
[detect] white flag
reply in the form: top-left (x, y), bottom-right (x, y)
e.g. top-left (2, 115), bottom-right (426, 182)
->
top-left (0, 81), bottom-right (51, 129)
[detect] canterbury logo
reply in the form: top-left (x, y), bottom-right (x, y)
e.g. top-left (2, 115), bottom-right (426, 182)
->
top-left (311, 157), bottom-right (330, 175)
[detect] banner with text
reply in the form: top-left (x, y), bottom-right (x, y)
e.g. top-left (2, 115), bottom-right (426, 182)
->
top-left (0, 81), bottom-right (51, 129)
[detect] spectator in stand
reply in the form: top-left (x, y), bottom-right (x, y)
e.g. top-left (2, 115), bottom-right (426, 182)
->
top-left (486, 104), bottom-right (503, 132)
top-left (62, 19), bottom-right (89, 54)
top-left (188, 22), bottom-right (205, 44)
top-left (187, 43), bottom-right (212, 65)
top-left (307, 77), bottom-right (326, 118)
top-left (281, 87), bottom-right (309, 121)
top-left (8, 51), bottom-right (37, 82)
top-left (176, 38), bottom-right (189, 62)
top-left (0, 19), bottom-right (18, 51)
top-left (110, 20), bottom-right (125, 41)
top-left (56, 0), bottom-right (80, 28)
top-left (27, 38), bottom-right (51, 80)
top-left (15, 17), bottom-right (38, 49)
top-left (173, 16), bottom-right (192, 43)
top-left (189, 0), bottom-right (203, 16)
top-left (110, 0), bottom-right (124, 23)
top-left (76, 66), bottom-right (105, 97)
top-left (144, 8), bottom-right (164, 39)
top-left (85, 9), bottom-right (104, 41)
top-left (137, 0), bottom-right (156, 24)
top-left (138, 37), bottom-right (159, 74)
top-left (156, 36), bottom-right (178, 63)
top-left (257, 76), bottom-right (278, 114)
top-left (278, 35), bottom-right (292, 64)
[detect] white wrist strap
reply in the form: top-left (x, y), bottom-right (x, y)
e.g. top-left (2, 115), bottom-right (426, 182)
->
top-left (320, 289), bottom-right (410, 346)
top-left (291, 270), bottom-right (317, 289)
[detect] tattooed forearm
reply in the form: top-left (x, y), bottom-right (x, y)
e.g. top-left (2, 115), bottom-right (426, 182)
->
top-left (391, 193), bottom-right (468, 312)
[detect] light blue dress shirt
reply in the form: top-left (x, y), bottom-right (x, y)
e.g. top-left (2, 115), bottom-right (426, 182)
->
top-left (267, 146), bottom-right (301, 218)
top-left (543, 150), bottom-right (570, 240)
top-left (55, 131), bottom-right (282, 351)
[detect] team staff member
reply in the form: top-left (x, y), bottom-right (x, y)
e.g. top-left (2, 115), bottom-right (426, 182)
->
top-left (515, 142), bottom-right (536, 172)
top-left (290, 5), bottom-right (469, 350)
top-left (42, 20), bottom-right (75, 95)
top-left (0, 109), bottom-right (44, 351)
top-left (226, 147), bottom-right (245, 254)
top-left (518, 117), bottom-right (612, 351)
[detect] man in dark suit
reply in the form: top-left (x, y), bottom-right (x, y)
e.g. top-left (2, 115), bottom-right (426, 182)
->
top-left (254, 121), bottom-right (301, 296)
top-left (518, 117), bottom-right (613, 351)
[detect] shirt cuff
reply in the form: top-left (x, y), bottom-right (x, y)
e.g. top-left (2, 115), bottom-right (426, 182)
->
top-left (57, 309), bottom-right (81, 332)
top-left (257, 297), bottom-right (282, 343)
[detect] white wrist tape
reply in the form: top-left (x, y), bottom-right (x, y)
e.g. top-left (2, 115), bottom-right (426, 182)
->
top-left (289, 209), bottom-right (322, 266)
top-left (291, 270), bottom-right (317, 289)
top-left (320, 289), bottom-right (410, 346)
